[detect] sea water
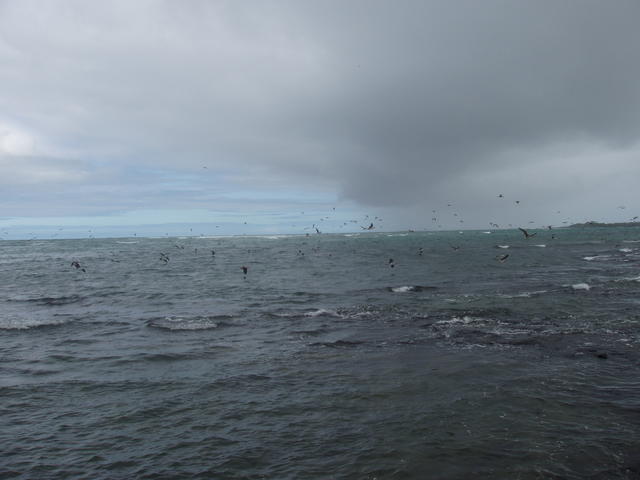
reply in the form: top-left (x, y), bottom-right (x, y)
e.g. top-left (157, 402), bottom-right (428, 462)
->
top-left (2, 228), bottom-right (640, 479)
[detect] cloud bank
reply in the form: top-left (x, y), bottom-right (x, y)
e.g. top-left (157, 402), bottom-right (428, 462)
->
top-left (1, 0), bottom-right (639, 233)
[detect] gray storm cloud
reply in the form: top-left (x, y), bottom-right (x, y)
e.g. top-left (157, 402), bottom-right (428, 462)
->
top-left (1, 0), bottom-right (639, 226)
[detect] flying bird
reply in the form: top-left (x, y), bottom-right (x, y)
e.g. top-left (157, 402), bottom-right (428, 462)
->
top-left (518, 228), bottom-right (537, 239)
top-left (496, 254), bottom-right (510, 263)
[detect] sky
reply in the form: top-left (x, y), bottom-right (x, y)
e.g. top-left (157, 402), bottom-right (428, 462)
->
top-left (1, 0), bottom-right (640, 239)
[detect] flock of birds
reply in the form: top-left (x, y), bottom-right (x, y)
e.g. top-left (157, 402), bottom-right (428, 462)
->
top-left (59, 193), bottom-right (631, 275)
top-left (0, 192), bottom-right (634, 274)
top-left (63, 222), bottom-right (559, 275)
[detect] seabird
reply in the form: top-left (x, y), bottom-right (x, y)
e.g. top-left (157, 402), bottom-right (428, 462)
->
top-left (518, 227), bottom-right (537, 239)
top-left (160, 253), bottom-right (170, 263)
top-left (70, 261), bottom-right (86, 272)
top-left (497, 254), bottom-right (510, 263)
top-left (241, 265), bottom-right (248, 275)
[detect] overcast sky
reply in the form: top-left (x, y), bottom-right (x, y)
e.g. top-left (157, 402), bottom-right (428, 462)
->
top-left (1, 0), bottom-right (639, 238)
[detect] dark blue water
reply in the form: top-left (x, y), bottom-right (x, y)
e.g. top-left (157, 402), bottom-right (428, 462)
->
top-left (2, 228), bottom-right (640, 479)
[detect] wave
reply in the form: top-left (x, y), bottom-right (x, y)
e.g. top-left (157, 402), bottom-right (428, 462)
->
top-left (146, 315), bottom-right (235, 331)
top-left (266, 308), bottom-right (344, 319)
top-left (303, 308), bottom-right (340, 317)
top-left (308, 339), bottom-right (364, 348)
top-left (114, 350), bottom-right (223, 364)
top-left (388, 285), bottom-right (438, 293)
top-left (259, 235), bottom-right (293, 240)
top-left (614, 275), bottom-right (640, 283)
top-left (435, 315), bottom-right (483, 326)
top-left (290, 327), bottom-right (330, 337)
top-left (6, 294), bottom-right (84, 306)
top-left (498, 290), bottom-right (548, 298)
top-left (0, 316), bottom-right (70, 330)
top-left (269, 306), bottom-right (375, 320)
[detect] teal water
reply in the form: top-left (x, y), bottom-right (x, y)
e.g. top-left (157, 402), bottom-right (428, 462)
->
top-left (2, 228), bottom-right (640, 479)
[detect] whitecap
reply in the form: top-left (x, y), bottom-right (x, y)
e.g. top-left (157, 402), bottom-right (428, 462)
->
top-left (532, 244), bottom-right (546, 248)
top-left (116, 241), bottom-right (139, 244)
top-left (391, 286), bottom-right (413, 293)
top-left (617, 275), bottom-right (640, 283)
top-left (619, 248), bottom-right (633, 253)
top-left (350, 311), bottom-right (374, 318)
top-left (498, 290), bottom-right (547, 298)
top-left (571, 283), bottom-right (590, 291)
top-left (483, 231), bottom-right (492, 234)
top-left (0, 316), bottom-right (68, 330)
top-left (583, 255), bottom-right (610, 261)
top-left (389, 285), bottom-right (437, 293)
top-left (435, 316), bottom-right (480, 326)
top-left (146, 315), bottom-right (229, 330)
top-left (497, 245), bottom-right (510, 249)
top-left (304, 308), bottom-right (341, 318)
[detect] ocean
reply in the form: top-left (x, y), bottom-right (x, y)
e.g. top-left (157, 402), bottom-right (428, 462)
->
top-left (2, 228), bottom-right (640, 479)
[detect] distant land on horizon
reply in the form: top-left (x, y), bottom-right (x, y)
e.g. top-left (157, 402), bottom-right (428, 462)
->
top-left (569, 221), bottom-right (640, 228)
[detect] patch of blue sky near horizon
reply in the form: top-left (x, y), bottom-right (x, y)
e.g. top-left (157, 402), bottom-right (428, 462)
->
top-left (0, 198), bottom-right (382, 239)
